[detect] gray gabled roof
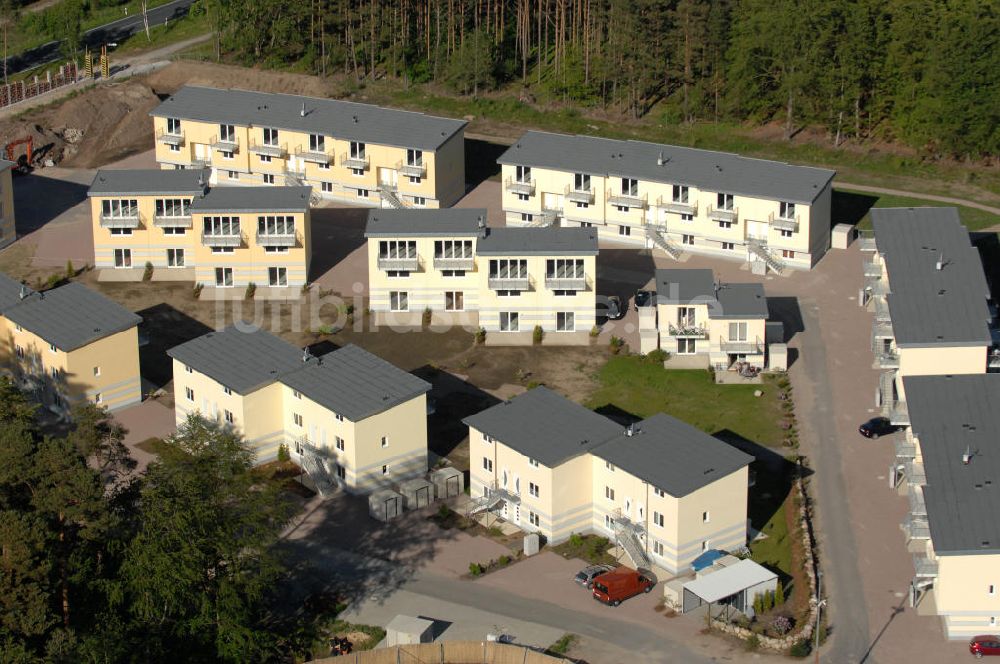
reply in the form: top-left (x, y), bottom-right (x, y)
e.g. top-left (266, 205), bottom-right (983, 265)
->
top-left (167, 325), bottom-right (305, 395)
top-left (364, 208), bottom-right (487, 238)
top-left (151, 86), bottom-right (467, 151)
top-left (87, 169), bottom-right (208, 196)
top-left (189, 186), bottom-right (312, 213)
top-left (278, 344), bottom-right (431, 421)
top-left (592, 414), bottom-right (753, 497)
top-left (654, 269), bottom-right (768, 320)
top-left (3, 282), bottom-right (141, 351)
top-left (871, 208), bottom-right (991, 347)
top-left (904, 374), bottom-right (1000, 555)
top-left (476, 226), bottom-right (599, 256)
top-left (462, 387), bottom-right (622, 467)
top-left (498, 131), bottom-right (836, 204)
top-left (0, 272), bottom-right (30, 313)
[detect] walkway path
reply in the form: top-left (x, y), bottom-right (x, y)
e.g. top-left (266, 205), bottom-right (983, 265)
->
top-left (836, 181), bottom-right (1000, 217)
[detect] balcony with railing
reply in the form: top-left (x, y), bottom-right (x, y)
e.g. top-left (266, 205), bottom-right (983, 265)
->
top-left (377, 253), bottom-right (419, 271)
top-left (902, 516), bottom-right (930, 541)
top-left (433, 253), bottom-right (475, 271)
top-left (768, 211), bottom-right (799, 232)
top-left (905, 459), bottom-right (925, 484)
top-left (872, 321), bottom-right (894, 340)
top-left (655, 195), bottom-right (698, 216)
top-left (398, 160), bottom-right (427, 178)
top-left (909, 488), bottom-right (927, 518)
top-left (877, 350), bottom-right (900, 369)
top-left (863, 257), bottom-right (883, 279)
top-left (564, 184), bottom-right (595, 204)
top-left (505, 176), bottom-right (536, 196)
top-left (156, 128), bottom-right (185, 146)
top-left (544, 272), bottom-right (587, 291)
top-left (100, 212), bottom-right (141, 229)
top-left (190, 157), bottom-right (211, 169)
top-left (249, 141), bottom-right (287, 158)
top-left (707, 205), bottom-right (738, 223)
top-left (210, 134), bottom-right (238, 151)
top-left (912, 555), bottom-right (938, 578)
top-left (341, 152), bottom-right (370, 170)
top-left (667, 323), bottom-right (709, 338)
top-left (607, 189), bottom-right (647, 209)
top-left (152, 214), bottom-right (192, 228)
top-left (894, 436), bottom-right (917, 460)
top-left (873, 295), bottom-right (892, 323)
top-left (488, 274), bottom-right (530, 291)
top-left (719, 336), bottom-right (763, 354)
top-left (296, 144), bottom-right (333, 164)
top-left (256, 229), bottom-right (298, 247)
top-left (858, 230), bottom-right (877, 252)
top-left (201, 231), bottom-right (244, 247)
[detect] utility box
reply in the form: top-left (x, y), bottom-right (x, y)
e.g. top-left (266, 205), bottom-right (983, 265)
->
top-left (400, 477), bottom-right (434, 510)
top-left (524, 533), bottom-right (540, 556)
top-left (831, 223), bottom-right (855, 250)
top-left (639, 330), bottom-right (660, 355)
top-left (369, 489), bottom-right (403, 522)
top-left (430, 466), bottom-right (464, 499)
top-left (768, 343), bottom-right (788, 372)
top-left (385, 615), bottom-right (435, 647)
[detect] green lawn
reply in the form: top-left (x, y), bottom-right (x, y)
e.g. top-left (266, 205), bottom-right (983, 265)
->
top-left (584, 357), bottom-right (785, 448)
top-left (113, 7), bottom-right (210, 55)
top-left (836, 187), bottom-right (999, 232)
top-left (749, 498), bottom-right (792, 577)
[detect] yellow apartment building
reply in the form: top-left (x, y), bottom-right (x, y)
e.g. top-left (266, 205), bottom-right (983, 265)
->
top-left (646, 268), bottom-right (770, 371)
top-left (0, 160), bottom-right (15, 250)
top-left (861, 208), bottom-right (993, 428)
top-left (0, 274), bottom-right (142, 412)
top-left (168, 325), bottom-right (431, 492)
top-left (150, 86), bottom-right (467, 209)
top-left (497, 131), bottom-right (835, 273)
top-left (88, 169), bottom-right (312, 295)
top-left (364, 208), bottom-right (485, 328)
top-left (464, 387), bottom-right (753, 574)
top-left (898, 375), bottom-right (1000, 641)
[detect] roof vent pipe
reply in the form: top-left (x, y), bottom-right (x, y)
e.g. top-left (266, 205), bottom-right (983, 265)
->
top-left (302, 347), bottom-right (313, 363)
top-left (657, 151), bottom-right (665, 166)
top-left (300, 102), bottom-right (306, 117)
top-left (936, 253), bottom-right (944, 270)
top-left (963, 445), bottom-right (973, 465)
top-left (19, 284), bottom-right (27, 300)
top-left (625, 424), bottom-right (635, 437)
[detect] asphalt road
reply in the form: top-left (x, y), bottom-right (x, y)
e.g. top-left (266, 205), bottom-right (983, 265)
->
top-left (2, 0), bottom-right (196, 76)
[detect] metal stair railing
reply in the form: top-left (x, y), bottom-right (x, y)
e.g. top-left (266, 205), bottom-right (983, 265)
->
top-left (379, 184), bottom-right (407, 209)
top-left (645, 225), bottom-right (681, 259)
top-left (747, 238), bottom-right (785, 274)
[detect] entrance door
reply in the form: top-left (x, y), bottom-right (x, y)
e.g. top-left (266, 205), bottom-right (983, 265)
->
top-left (288, 155), bottom-right (305, 176)
top-left (194, 143), bottom-right (207, 162)
top-left (379, 167), bottom-right (398, 188)
top-left (542, 192), bottom-right (565, 212)
top-left (748, 220), bottom-right (767, 240)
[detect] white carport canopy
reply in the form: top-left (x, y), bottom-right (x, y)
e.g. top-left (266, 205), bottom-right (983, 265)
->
top-left (682, 559), bottom-right (777, 615)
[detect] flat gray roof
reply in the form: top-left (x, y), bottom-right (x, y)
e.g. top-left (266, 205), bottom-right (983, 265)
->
top-left (871, 208), bottom-right (991, 347)
top-left (683, 559), bottom-right (777, 603)
top-left (498, 131), bottom-right (836, 204)
top-left (365, 208), bottom-right (487, 238)
top-left (593, 413), bottom-right (753, 497)
top-left (189, 186), bottom-right (312, 213)
top-left (654, 269), bottom-right (768, 319)
top-left (167, 325), bottom-right (305, 395)
top-left (278, 344), bottom-right (431, 422)
top-left (904, 374), bottom-right (1000, 555)
top-left (88, 169), bottom-right (208, 196)
top-left (462, 387), bottom-right (622, 467)
top-left (151, 86), bottom-right (467, 151)
top-left (0, 272), bottom-right (30, 313)
top-left (476, 226), bottom-right (598, 256)
top-left (3, 282), bottom-right (141, 351)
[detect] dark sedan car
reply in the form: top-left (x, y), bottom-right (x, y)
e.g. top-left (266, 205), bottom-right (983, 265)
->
top-left (634, 290), bottom-right (655, 311)
top-left (604, 295), bottom-right (625, 320)
top-left (859, 416), bottom-right (899, 439)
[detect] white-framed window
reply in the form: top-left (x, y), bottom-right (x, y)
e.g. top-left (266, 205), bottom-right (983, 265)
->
top-left (262, 174), bottom-right (275, 185)
top-left (168, 144), bottom-right (181, 153)
top-left (163, 227), bottom-right (186, 235)
top-left (109, 227), bottom-right (133, 236)
top-left (782, 250), bottom-right (796, 259)
top-left (483, 433), bottom-right (493, 444)
top-left (309, 133), bottom-right (326, 153)
top-left (529, 512), bottom-right (540, 527)
top-left (382, 465), bottom-right (389, 475)
top-left (728, 321), bottom-right (748, 341)
top-left (605, 486), bottom-right (615, 501)
top-left (654, 487), bottom-right (665, 498)
top-left (517, 194), bottom-right (530, 203)
top-left (489, 258), bottom-right (527, 281)
top-left (616, 205), bottom-right (630, 213)
top-left (224, 410), bottom-right (234, 424)
top-left (220, 150), bottom-right (234, 160)
top-left (677, 338), bottom-right (696, 354)
top-left (268, 267), bottom-right (287, 287)
top-left (113, 248), bottom-right (132, 268)
top-left (167, 248), bottom-right (185, 267)
top-left (575, 202), bottom-right (589, 209)
top-left (154, 197), bottom-right (190, 219)
top-left (218, 123), bottom-right (235, 143)
top-left (386, 270), bottom-right (409, 278)
top-left (357, 188), bottom-right (369, 197)
top-left (258, 215), bottom-right (295, 237)
top-left (319, 162), bottom-right (331, 170)
top-left (204, 215), bottom-right (240, 237)
top-left (779, 201), bottom-right (796, 219)
top-left (718, 220), bottom-right (733, 229)
top-left (413, 196), bottom-right (426, 206)
top-left (442, 270), bottom-right (466, 278)
top-left (653, 511), bottom-right (664, 527)
top-left (499, 311), bottom-right (519, 332)
top-left (445, 291), bottom-right (464, 311)
top-left (528, 457), bottom-right (539, 468)
top-left (93, 366), bottom-right (100, 376)
top-left (223, 386), bottom-right (232, 395)
top-left (990, 584), bottom-right (996, 596)
top-left (483, 457), bottom-right (493, 472)
top-left (228, 170), bottom-right (239, 180)
top-left (717, 192), bottom-right (734, 210)
top-left (185, 387), bottom-right (194, 402)
top-left (350, 140), bottom-right (366, 160)
top-left (335, 436), bottom-right (345, 451)
top-left (265, 246), bottom-right (289, 254)
top-left (574, 172), bottom-right (590, 191)
top-left (520, 211), bottom-right (533, 221)
top-left (215, 267), bottom-right (233, 287)
top-left (606, 461), bottom-right (615, 471)
top-left (381, 436), bottom-right (388, 448)
top-left (529, 482), bottom-right (539, 497)
top-left (292, 390), bottom-right (301, 399)
top-left (604, 514), bottom-right (615, 529)
top-left (703, 511), bottom-right (711, 523)
top-left (184, 365), bottom-right (193, 374)
top-left (701, 540), bottom-right (711, 551)
top-left (722, 242), bottom-right (735, 251)
top-left (212, 247), bottom-right (235, 254)
top-left (321, 182), bottom-right (333, 192)
top-left (166, 117), bottom-right (181, 134)
top-left (262, 127), bottom-right (279, 146)
top-left (260, 154), bottom-right (272, 163)
top-left (621, 177), bottom-right (638, 197)
top-left (682, 234), bottom-right (695, 245)
top-left (780, 229), bottom-right (793, 238)
top-left (651, 541), bottom-right (664, 556)
top-left (497, 290), bottom-right (519, 297)
top-left (556, 312), bottom-right (575, 331)
top-left (515, 165), bottom-right (531, 183)
top-left (619, 225), bottom-right (631, 237)
top-left (553, 290), bottom-right (577, 297)
top-left (293, 413), bottom-right (303, 427)
top-left (672, 184), bottom-right (689, 203)
top-left (389, 291), bottom-right (409, 312)
top-left (335, 464), bottom-right (346, 479)
top-left (680, 213), bottom-right (693, 222)
top-left (335, 413), bottom-right (344, 422)
top-left (406, 147), bottom-right (422, 167)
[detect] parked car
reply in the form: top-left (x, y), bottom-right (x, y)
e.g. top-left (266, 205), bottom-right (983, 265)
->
top-left (603, 295), bottom-right (625, 320)
top-left (592, 567), bottom-right (654, 606)
top-left (969, 635), bottom-right (1000, 658)
top-left (859, 416), bottom-right (899, 439)
top-left (634, 290), bottom-right (655, 310)
top-left (574, 563), bottom-right (616, 588)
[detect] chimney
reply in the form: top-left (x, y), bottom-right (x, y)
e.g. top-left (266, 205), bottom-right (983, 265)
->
top-left (300, 102), bottom-right (306, 117)
top-left (963, 445), bottom-right (973, 465)
top-left (302, 347), bottom-right (312, 363)
top-left (936, 253), bottom-right (944, 270)
top-left (625, 423), bottom-right (635, 437)
top-left (657, 150), bottom-right (664, 166)
top-left (19, 284), bottom-right (27, 300)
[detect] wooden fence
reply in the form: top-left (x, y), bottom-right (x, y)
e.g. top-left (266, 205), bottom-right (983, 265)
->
top-left (0, 63), bottom-right (78, 109)
top-left (308, 641), bottom-right (566, 664)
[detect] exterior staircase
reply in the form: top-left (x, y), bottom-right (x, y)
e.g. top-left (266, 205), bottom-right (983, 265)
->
top-left (379, 184), bottom-right (407, 209)
top-left (747, 238), bottom-right (785, 274)
top-left (644, 225), bottom-right (682, 259)
top-left (466, 491), bottom-right (504, 517)
top-left (299, 446), bottom-right (337, 497)
top-left (284, 171), bottom-right (322, 206)
top-left (613, 512), bottom-right (651, 569)
top-left (529, 209), bottom-right (558, 227)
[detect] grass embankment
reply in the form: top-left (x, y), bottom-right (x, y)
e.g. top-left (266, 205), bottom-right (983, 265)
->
top-left (836, 187), bottom-right (998, 231)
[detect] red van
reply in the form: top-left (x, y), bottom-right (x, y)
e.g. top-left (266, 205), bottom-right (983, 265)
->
top-left (591, 567), bottom-right (654, 606)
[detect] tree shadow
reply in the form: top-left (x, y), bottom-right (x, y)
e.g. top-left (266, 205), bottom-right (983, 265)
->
top-left (307, 207), bottom-right (370, 282)
top-left (136, 303), bottom-right (213, 389)
top-left (465, 137), bottom-right (507, 189)
top-left (412, 365), bottom-right (501, 461)
top-left (595, 248), bottom-right (658, 297)
top-left (971, 232), bottom-right (1000, 301)
top-left (592, 403), bottom-right (641, 427)
top-left (831, 190), bottom-right (878, 230)
top-left (12, 172), bottom-right (90, 233)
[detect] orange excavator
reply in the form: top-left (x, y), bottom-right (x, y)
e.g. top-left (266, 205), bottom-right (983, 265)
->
top-left (5, 136), bottom-right (33, 174)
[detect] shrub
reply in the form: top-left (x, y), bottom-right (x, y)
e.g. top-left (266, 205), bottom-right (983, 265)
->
top-left (569, 533), bottom-right (584, 548)
top-left (276, 443), bottom-right (290, 463)
top-left (589, 325), bottom-right (600, 337)
top-left (45, 273), bottom-right (62, 290)
top-left (644, 348), bottom-right (669, 364)
top-left (318, 324), bottom-right (335, 335)
top-left (422, 307), bottom-right (433, 327)
top-left (498, 554), bottom-right (511, 567)
top-left (193, 283), bottom-right (203, 299)
top-left (65, 260), bottom-right (75, 279)
top-left (744, 634), bottom-right (760, 652)
top-left (774, 579), bottom-right (785, 605)
top-left (245, 282), bottom-right (256, 300)
top-left (532, 325), bottom-right (544, 344)
top-left (770, 615), bottom-right (792, 636)
top-left (474, 327), bottom-right (486, 344)
top-left (526, 380), bottom-right (541, 389)
top-left (142, 261), bottom-right (154, 281)
top-left (469, 563), bottom-right (483, 576)
top-left (437, 504), bottom-right (451, 519)
top-left (789, 639), bottom-right (812, 658)
top-left (753, 593), bottom-right (764, 616)
top-left (609, 336), bottom-right (625, 354)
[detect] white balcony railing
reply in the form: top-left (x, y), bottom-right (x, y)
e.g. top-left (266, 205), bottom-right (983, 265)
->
top-left (607, 189), bottom-right (647, 209)
top-left (296, 145), bottom-right (333, 164)
top-left (433, 255), bottom-right (474, 271)
top-left (156, 128), bottom-right (185, 146)
top-left (256, 231), bottom-right (297, 247)
top-left (768, 211), bottom-right (799, 232)
top-left (100, 214), bottom-right (141, 229)
top-left (248, 141), bottom-right (287, 158)
top-left (210, 135), bottom-right (238, 151)
top-left (564, 184), bottom-right (595, 204)
top-left (488, 276), bottom-right (530, 291)
top-left (505, 177), bottom-right (536, 196)
top-left (341, 153), bottom-right (370, 170)
top-left (655, 196), bottom-right (697, 216)
top-left (544, 275), bottom-right (587, 291)
top-left (719, 336), bottom-right (763, 354)
top-left (668, 323), bottom-right (709, 338)
top-left (398, 160), bottom-right (427, 178)
top-left (153, 214), bottom-right (192, 228)
top-left (201, 232), bottom-right (243, 247)
top-left (377, 255), bottom-right (419, 271)
top-left (707, 205), bottom-right (738, 223)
